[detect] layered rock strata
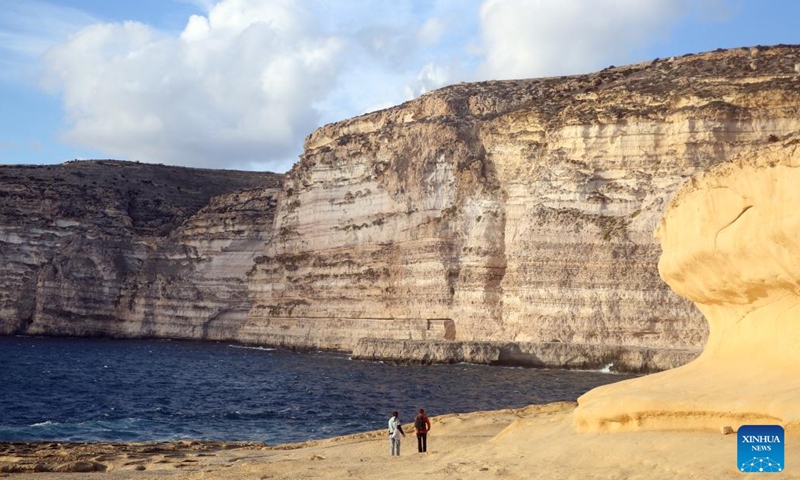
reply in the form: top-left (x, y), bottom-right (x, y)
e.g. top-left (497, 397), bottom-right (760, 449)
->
top-left (575, 136), bottom-right (800, 432)
top-left (0, 160), bottom-right (281, 339)
top-left (248, 45), bottom-right (800, 357)
top-left (4, 46), bottom-right (800, 371)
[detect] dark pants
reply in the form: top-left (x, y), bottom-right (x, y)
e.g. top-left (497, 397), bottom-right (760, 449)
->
top-left (417, 433), bottom-right (427, 452)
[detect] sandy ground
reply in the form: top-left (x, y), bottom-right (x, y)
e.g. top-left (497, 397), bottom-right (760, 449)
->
top-left (2, 402), bottom-right (797, 479)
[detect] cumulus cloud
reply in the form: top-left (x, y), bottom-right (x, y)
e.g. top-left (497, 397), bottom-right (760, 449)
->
top-left (478, 0), bottom-right (689, 80)
top-left (40, 0), bottom-right (476, 171)
top-left (43, 0), bottom-right (342, 171)
top-left (37, 0), bottom-right (712, 171)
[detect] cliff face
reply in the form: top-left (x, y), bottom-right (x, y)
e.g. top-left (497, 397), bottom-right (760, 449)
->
top-left (4, 46), bottom-right (800, 369)
top-left (0, 160), bottom-right (281, 338)
top-left (248, 45), bottom-right (800, 352)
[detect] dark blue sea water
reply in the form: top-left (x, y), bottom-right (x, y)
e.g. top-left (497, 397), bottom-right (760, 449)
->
top-left (0, 337), bottom-right (633, 444)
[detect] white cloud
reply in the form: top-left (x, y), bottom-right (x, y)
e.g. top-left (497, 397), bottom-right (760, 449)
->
top-left (478, 0), bottom-right (689, 80)
top-left (418, 18), bottom-right (446, 45)
top-left (180, 15), bottom-right (211, 42)
top-left (407, 63), bottom-right (453, 98)
top-left (35, 0), bottom-right (712, 171)
top-left (40, 0), bottom-right (481, 171)
top-left (43, 1), bottom-right (343, 171)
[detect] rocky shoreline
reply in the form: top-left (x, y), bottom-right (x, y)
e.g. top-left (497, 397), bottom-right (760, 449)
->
top-left (351, 338), bottom-right (700, 373)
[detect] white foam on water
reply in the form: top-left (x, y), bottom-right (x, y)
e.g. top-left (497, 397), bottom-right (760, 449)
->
top-left (30, 421), bottom-right (59, 427)
top-left (599, 363), bottom-right (614, 374)
top-left (227, 344), bottom-right (276, 352)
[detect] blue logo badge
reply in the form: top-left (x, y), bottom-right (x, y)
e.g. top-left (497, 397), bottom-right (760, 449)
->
top-left (738, 425), bottom-right (784, 473)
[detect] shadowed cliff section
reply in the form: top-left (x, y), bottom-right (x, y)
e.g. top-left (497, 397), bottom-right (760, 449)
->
top-left (247, 44), bottom-right (800, 360)
top-left (0, 160), bottom-right (282, 337)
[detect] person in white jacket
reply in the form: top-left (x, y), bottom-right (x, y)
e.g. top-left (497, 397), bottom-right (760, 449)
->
top-left (388, 411), bottom-right (406, 456)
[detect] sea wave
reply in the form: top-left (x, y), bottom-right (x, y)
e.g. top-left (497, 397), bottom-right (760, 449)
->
top-left (30, 421), bottom-right (59, 428)
top-left (227, 344), bottom-right (276, 352)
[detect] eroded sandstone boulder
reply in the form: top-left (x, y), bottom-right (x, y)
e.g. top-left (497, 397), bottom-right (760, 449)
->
top-left (574, 136), bottom-right (800, 432)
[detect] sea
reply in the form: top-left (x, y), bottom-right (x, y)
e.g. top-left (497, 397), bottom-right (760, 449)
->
top-left (0, 336), bottom-right (634, 444)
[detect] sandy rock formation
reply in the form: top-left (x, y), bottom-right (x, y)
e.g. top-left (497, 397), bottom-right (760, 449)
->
top-left (248, 45), bottom-right (800, 356)
top-left (575, 136), bottom-right (800, 432)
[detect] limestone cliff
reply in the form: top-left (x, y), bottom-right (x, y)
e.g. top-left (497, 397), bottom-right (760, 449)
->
top-left (247, 45), bottom-right (800, 355)
top-left (575, 135), bottom-right (800, 432)
top-left (5, 46), bottom-right (800, 372)
top-left (0, 160), bottom-right (281, 338)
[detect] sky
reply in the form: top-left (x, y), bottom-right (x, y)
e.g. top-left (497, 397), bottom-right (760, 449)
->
top-left (0, 0), bottom-right (798, 173)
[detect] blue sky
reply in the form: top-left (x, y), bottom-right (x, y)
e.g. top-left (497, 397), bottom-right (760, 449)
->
top-left (1, 0), bottom-right (798, 172)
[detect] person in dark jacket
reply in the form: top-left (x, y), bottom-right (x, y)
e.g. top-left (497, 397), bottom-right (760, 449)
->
top-left (413, 408), bottom-right (431, 453)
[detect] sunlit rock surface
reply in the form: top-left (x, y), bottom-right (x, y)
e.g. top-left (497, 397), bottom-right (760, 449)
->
top-left (575, 136), bottom-right (800, 431)
top-left (247, 45), bottom-right (800, 356)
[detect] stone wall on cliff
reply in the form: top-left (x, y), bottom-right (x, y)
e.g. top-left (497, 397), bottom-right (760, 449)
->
top-left (0, 160), bottom-right (281, 339)
top-left (248, 45), bottom-right (800, 353)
